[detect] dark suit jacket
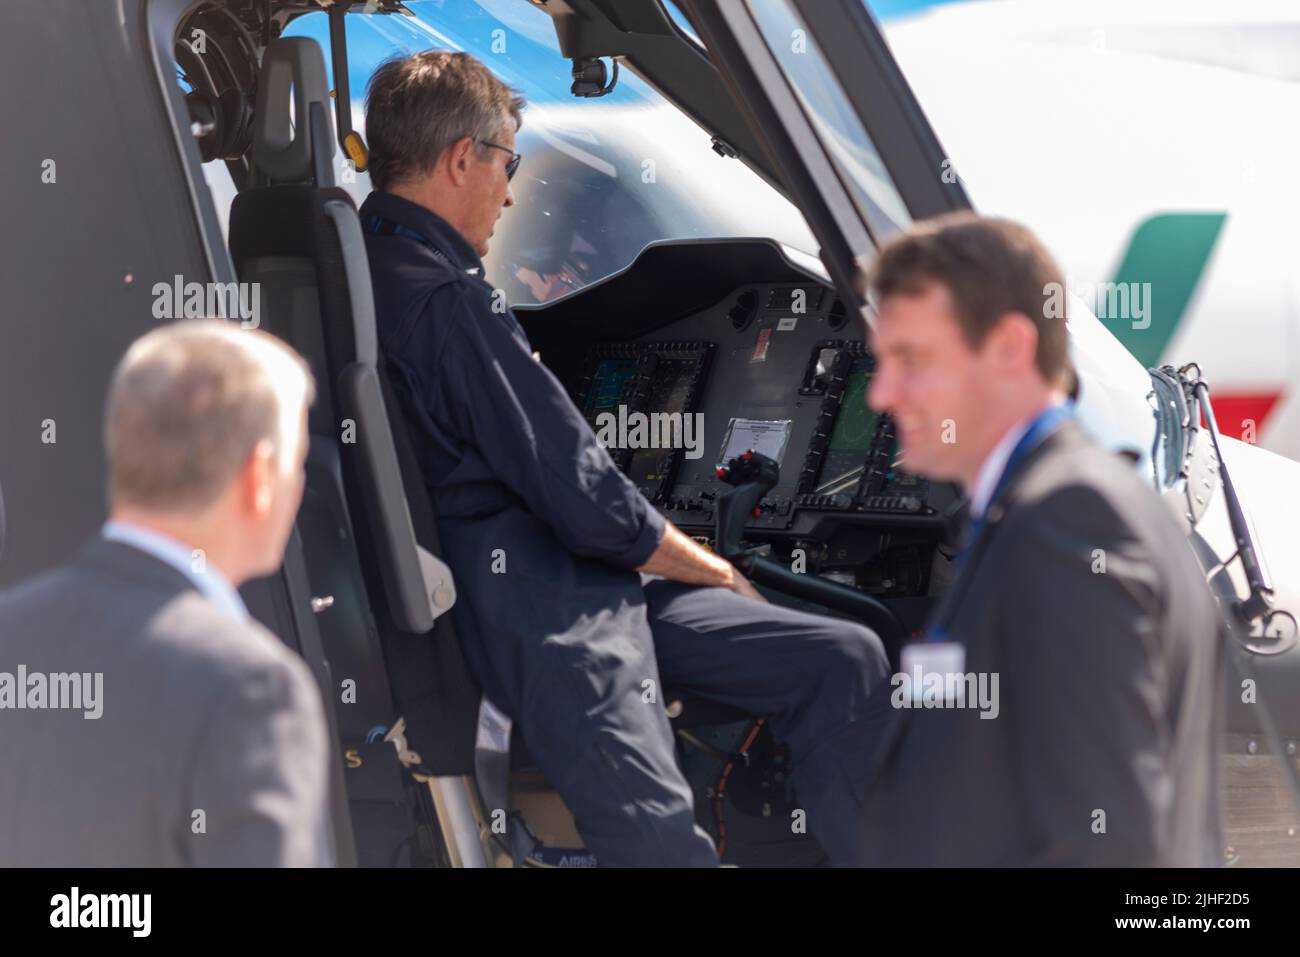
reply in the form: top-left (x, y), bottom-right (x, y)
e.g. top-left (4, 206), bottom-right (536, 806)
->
top-left (0, 538), bottom-right (332, 866)
top-left (860, 420), bottom-right (1223, 866)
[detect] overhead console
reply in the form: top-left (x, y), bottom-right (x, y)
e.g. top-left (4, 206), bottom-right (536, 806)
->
top-left (517, 239), bottom-right (958, 615)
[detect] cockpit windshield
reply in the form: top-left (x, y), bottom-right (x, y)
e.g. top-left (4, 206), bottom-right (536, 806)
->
top-left (283, 0), bottom-right (818, 305)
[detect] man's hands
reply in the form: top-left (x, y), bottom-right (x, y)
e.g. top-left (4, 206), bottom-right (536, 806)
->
top-left (726, 567), bottom-right (768, 604)
top-left (638, 522), bottom-right (767, 603)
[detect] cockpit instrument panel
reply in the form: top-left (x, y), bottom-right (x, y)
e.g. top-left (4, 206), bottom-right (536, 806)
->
top-left (571, 285), bottom-right (945, 534)
top-left (575, 342), bottom-right (714, 503)
top-left (523, 243), bottom-right (958, 613)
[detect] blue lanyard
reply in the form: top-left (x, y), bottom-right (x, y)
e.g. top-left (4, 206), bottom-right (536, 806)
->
top-left (926, 401), bottom-right (1072, 643)
top-left (962, 401), bottom-right (1073, 549)
top-left (362, 215), bottom-right (452, 266)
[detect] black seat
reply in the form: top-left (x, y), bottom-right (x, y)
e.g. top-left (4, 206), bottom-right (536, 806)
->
top-left (227, 37), bottom-right (481, 864)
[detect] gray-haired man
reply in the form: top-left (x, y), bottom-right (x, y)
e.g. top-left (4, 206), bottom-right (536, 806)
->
top-left (361, 52), bottom-right (892, 866)
top-left (0, 319), bottom-right (332, 866)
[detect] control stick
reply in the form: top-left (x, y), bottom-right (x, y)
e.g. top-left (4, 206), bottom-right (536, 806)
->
top-left (715, 450), bottom-right (906, 650)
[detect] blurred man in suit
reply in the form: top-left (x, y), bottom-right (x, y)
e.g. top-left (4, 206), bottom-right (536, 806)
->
top-left (0, 319), bottom-right (332, 866)
top-left (860, 214), bottom-right (1223, 866)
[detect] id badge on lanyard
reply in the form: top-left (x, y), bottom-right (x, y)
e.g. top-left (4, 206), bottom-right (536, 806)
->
top-left (900, 639), bottom-right (966, 705)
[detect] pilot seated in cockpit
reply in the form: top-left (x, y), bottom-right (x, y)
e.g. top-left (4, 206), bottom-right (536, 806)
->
top-left (359, 50), bottom-right (892, 866)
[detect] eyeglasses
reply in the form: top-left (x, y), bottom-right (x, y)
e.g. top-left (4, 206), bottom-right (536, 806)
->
top-left (477, 138), bottom-right (521, 181)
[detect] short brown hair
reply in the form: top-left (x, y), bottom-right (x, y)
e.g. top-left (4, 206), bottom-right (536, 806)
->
top-left (105, 320), bottom-right (315, 511)
top-left (869, 213), bottom-right (1070, 386)
top-left (365, 51), bottom-right (525, 192)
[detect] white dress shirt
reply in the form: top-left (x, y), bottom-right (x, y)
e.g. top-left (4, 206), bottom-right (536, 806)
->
top-left (968, 401), bottom-right (1065, 521)
top-left (102, 520), bottom-right (249, 621)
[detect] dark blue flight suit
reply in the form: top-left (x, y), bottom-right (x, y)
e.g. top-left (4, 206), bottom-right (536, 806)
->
top-left (360, 191), bottom-right (891, 866)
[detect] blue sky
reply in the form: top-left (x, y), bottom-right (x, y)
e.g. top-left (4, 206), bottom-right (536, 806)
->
top-left (283, 0), bottom-right (980, 109)
top-left (869, 0), bottom-right (976, 19)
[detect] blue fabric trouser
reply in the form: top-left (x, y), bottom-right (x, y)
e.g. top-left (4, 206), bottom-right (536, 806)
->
top-left (506, 579), bottom-right (892, 867)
